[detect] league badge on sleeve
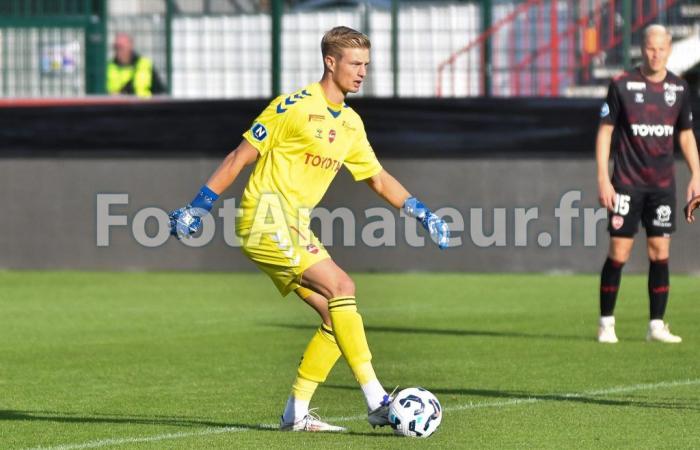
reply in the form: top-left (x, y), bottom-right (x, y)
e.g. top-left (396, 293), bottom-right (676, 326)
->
top-left (600, 102), bottom-right (610, 118)
top-left (251, 122), bottom-right (268, 141)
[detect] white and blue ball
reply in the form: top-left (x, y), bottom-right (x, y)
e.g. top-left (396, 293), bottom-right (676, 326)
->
top-left (389, 387), bottom-right (442, 438)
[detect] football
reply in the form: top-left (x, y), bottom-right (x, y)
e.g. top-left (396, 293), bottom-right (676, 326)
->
top-left (388, 387), bottom-right (442, 438)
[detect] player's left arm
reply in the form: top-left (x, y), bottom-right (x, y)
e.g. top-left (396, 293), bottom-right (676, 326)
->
top-left (365, 169), bottom-right (410, 208)
top-left (676, 86), bottom-right (700, 202)
top-left (679, 129), bottom-right (700, 201)
top-left (366, 169), bottom-right (450, 249)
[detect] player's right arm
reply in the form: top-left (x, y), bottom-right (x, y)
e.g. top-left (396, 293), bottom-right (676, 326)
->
top-left (596, 81), bottom-right (620, 211)
top-left (167, 141), bottom-right (259, 239)
top-left (596, 124), bottom-right (616, 211)
top-left (205, 140), bottom-right (260, 194)
top-left (168, 94), bottom-right (291, 239)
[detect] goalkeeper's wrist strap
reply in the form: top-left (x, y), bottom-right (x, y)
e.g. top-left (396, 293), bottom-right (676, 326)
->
top-left (190, 185), bottom-right (219, 213)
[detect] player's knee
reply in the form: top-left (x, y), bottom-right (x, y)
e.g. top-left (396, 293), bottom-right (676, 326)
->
top-left (609, 249), bottom-right (631, 264)
top-left (648, 248), bottom-right (669, 261)
top-left (609, 240), bottom-right (632, 263)
top-left (330, 276), bottom-right (355, 298)
top-left (647, 239), bottom-right (670, 261)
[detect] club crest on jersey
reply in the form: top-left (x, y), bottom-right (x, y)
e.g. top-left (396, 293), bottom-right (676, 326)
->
top-left (664, 89), bottom-right (676, 107)
top-left (600, 102), bottom-right (610, 118)
top-left (329, 129), bottom-right (336, 143)
top-left (251, 123), bottom-right (267, 141)
top-left (612, 215), bottom-right (624, 230)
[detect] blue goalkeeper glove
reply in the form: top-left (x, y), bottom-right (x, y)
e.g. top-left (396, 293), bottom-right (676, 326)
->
top-left (169, 185), bottom-right (219, 239)
top-left (403, 196), bottom-right (450, 249)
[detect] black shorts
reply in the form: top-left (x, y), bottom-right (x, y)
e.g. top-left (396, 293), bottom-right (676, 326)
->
top-left (608, 187), bottom-right (676, 237)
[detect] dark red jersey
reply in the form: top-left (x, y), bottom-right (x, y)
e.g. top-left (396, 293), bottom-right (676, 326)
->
top-left (600, 68), bottom-right (694, 190)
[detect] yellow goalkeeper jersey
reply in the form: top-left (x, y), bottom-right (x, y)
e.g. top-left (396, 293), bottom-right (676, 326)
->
top-left (238, 82), bottom-right (382, 237)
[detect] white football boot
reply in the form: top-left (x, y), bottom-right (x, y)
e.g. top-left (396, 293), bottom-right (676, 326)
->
top-left (646, 320), bottom-right (682, 343)
top-left (279, 409), bottom-right (346, 432)
top-left (597, 316), bottom-right (619, 344)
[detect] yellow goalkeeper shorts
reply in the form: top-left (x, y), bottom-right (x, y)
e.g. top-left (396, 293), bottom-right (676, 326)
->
top-left (238, 225), bottom-right (329, 297)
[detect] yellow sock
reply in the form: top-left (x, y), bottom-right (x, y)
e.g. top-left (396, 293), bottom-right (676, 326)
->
top-left (292, 324), bottom-right (342, 401)
top-left (328, 296), bottom-right (378, 385)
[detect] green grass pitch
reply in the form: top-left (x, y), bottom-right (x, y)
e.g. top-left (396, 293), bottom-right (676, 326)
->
top-left (1, 271), bottom-right (699, 449)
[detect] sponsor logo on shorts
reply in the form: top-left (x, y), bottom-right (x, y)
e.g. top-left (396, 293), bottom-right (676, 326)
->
top-left (306, 244), bottom-right (319, 254)
top-left (653, 205), bottom-right (672, 227)
top-left (329, 129), bottom-right (336, 143)
top-left (251, 123), bottom-right (268, 141)
top-left (630, 123), bottom-right (674, 137)
top-left (600, 102), bottom-right (610, 118)
top-left (612, 215), bottom-right (624, 230)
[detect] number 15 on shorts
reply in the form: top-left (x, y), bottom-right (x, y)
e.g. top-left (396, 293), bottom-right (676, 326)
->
top-left (614, 194), bottom-right (631, 216)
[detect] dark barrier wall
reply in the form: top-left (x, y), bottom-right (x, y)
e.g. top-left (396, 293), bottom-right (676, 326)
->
top-left (1, 99), bottom-right (699, 273)
top-left (0, 97), bottom-right (610, 156)
top-left (2, 157), bottom-right (700, 273)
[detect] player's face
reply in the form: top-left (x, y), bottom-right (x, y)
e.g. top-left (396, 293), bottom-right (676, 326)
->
top-left (113, 35), bottom-right (133, 65)
top-left (641, 32), bottom-right (671, 75)
top-left (331, 47), bottom-right (370, 94)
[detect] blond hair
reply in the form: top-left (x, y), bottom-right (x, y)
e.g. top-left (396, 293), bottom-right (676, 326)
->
top-left (321, 26), bottom-right (370, 60)
top-left (643, 24), bottom-right (672, 44)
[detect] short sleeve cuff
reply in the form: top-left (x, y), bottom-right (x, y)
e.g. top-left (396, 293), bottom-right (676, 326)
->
top-left (350, 163), bottom-right (383, 181)
top-left (242, 130), bottom-right (266, 155)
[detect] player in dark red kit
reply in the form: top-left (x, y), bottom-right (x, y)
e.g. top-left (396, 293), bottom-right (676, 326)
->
top-left (595, 24), bottom-right (700, 343)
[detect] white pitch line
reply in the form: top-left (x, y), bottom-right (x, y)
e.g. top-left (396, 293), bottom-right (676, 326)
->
top-left (26, 378), bottom-right (700, 450)
top-left (447, 378), bottom-right (700, 413)
top-left (27, 427), bottom-right (248, 450)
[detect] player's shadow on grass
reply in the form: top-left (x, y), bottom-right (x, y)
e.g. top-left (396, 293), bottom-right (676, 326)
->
top-left (0, 410), bottom-right (277, 432)
top-left (324, 385), bottom-right (700, 411)
top-left (0, 410), bottom-right (400, 438)
top-left (267, 323), bottom-right (590, 342)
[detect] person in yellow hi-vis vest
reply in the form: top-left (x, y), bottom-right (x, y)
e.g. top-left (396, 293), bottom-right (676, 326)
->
top-left (107, 33), bottom-right (166, 97)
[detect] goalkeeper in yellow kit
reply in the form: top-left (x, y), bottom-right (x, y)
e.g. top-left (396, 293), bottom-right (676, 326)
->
top-left (168, 26), bottom-right (449, 432)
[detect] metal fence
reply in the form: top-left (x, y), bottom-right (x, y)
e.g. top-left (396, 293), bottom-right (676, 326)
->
top-left (0, 0), bottom-right (698, 99)
top-left (0, 0), bottom-right (482, 98)
top-left (0, 0), bottom-right (106, 97)
top-left (109, 1), bottom-right (480, 98)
